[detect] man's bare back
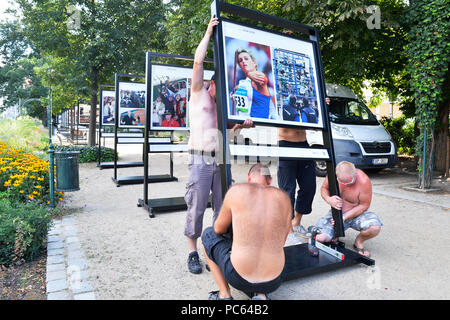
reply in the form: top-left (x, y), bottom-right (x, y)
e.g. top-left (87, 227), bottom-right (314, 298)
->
top-left (226, 183), bottom-right (291, 282)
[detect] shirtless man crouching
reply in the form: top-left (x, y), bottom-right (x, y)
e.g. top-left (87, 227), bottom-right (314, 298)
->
top-left (314, 161), bottom-right (382, 257)
top-left (201, 163), bottom-right (291, 300)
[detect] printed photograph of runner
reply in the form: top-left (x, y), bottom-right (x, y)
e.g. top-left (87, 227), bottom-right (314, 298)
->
top-left (225, 38), bottom-right (279, 120)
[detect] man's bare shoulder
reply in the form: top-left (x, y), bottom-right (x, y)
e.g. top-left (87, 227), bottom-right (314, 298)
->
top-left (228, 184), bottom-right (289, 200)
top-left (356, 169), bottom-right (371, 184)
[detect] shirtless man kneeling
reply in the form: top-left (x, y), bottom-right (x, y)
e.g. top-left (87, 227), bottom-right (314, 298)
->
top-left (314, 161), bottom-right (382, 257)
top-left (201, 164), bottom-right (291, 300)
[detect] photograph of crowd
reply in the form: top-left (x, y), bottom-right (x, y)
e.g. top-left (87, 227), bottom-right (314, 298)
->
top-left (150, 65), bottom-right (214, 130)
top-left (118, 82), bottom-right (146, 128)
top-left (274, 49), bottom-right (319, 124)
top-left (221, 20), bottom-right (324, 128)
top-left (101, 90), bottom-right (115, 126)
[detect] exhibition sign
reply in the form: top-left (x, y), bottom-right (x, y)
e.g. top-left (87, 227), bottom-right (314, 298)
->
top-left (221, 20), bottom-right (324, 128)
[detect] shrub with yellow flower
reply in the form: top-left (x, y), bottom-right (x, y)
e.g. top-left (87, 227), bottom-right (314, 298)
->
top-left (0, 141), bottom-right (63, 205)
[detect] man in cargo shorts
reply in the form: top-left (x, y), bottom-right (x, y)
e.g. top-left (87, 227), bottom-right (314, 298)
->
top-left (185, 15), bottom-right (253, 274)
top-left (314, 161), bottom-right (382, 257)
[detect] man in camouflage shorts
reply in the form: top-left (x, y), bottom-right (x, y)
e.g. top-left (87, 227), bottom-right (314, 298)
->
top-left (315, 161), bottom-right (382, 257)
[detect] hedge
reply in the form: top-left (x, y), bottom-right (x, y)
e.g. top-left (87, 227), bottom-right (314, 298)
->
top-left (54, 145), bottom-right (117, 163)
top-left (0, 197), bottom-right (54, 266)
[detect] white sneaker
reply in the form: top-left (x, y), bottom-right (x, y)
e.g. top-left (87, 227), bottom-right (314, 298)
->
top-left (293, 225), bottom-right (311, 238)
top-left (284, 233), bottom-right (303, 247)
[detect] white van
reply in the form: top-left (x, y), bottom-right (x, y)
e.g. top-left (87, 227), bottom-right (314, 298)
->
top-left (235, 83), bottom-right (398, 176)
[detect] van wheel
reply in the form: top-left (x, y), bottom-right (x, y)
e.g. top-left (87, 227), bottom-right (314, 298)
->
top-left (315, 160), bottom-right (327, 177)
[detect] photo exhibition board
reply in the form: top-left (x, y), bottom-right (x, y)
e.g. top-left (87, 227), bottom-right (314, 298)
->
top-left (150, 64), bottom-right (214, 131)
top-left (118, 82), bottom-right (146, 128)
top-left (221, 20), bottom-right (324, 129)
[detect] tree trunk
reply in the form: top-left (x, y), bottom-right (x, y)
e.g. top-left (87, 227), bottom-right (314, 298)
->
top-left (433, 72), bottom-right (450, 176)
top-left (88, 67), bottom-right (99, 146)
top-left (433, 99), bottom-right (449, 175)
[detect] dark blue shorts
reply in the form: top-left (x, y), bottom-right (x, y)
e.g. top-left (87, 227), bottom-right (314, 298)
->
top-left (201, 226), bottom-right (283, 294)
top-left (277, 140), bottom-right (316, 216)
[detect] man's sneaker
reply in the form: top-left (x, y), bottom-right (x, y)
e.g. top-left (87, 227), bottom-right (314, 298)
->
top-left (251, 293), bottom-right (271, 300)
top-left (284, 233), bottom-right (303, 247)
top-left (293, 225), bottom-right (311, 238)
top-left (209, 290), bottom-right (233, 300)
top-left (187, 251), bottom-right (202, 274)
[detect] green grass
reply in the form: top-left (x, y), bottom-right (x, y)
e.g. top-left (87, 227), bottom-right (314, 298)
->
top-left (0, 117), bottom-right (48, 155)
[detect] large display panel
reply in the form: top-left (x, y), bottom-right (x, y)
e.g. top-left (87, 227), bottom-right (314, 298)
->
top-left (150, 64), bottom-right (214, 131)
top-left (221, 20), bottom-right (324, 128)
top-left (118, 82), bottom-right (146, 128)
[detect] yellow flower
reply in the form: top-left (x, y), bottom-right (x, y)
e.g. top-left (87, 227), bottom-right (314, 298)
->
top-left (35, 185), bottom-right (42, 189)
top-left (19, 190), bottom-right (24, 194)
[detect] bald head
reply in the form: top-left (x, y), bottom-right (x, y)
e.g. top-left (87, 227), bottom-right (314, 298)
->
top-left (336, 161), bottom-right (356, 185)
top-left (248, 163), bottom-right (272, 186)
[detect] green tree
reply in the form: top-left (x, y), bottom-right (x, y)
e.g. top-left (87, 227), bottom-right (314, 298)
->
top-left (405, 0), bottom-right (449, 187)
top-left (16, 0), bottom-right (168, 145)
top-left (166, 0), bottom-right (408, 99)
top-left (0, 20), bottom-right (47, 119)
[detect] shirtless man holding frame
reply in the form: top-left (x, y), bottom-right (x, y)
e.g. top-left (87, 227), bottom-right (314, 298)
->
top-left (185, 15), bottom-right (253, 274)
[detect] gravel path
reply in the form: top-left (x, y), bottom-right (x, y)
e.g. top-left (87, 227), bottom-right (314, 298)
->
top-left (50, 143), bottom-right (450, 300)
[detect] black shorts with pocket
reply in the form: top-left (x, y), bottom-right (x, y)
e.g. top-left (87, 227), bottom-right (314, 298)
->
top-left (201, 226), bottom-right (283, 294)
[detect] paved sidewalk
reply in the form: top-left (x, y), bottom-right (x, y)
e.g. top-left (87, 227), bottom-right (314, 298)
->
top-left (46, 215), bottom-right (96, 300)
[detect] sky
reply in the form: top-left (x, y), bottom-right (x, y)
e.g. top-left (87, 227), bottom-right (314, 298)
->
top-left (0, 1), bottom-right (19, 22)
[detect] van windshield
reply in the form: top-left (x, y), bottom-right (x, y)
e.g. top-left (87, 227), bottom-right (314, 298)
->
top-left (327, 98), bottom-right (379, 125)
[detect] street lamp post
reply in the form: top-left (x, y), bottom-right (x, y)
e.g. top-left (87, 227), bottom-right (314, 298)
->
top-left (48, 87), bottom-right (55, 208)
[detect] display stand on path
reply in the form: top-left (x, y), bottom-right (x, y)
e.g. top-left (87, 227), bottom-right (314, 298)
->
top-left (138, 52), bottom-right (214, 217)
top-left (97, 83), bottom-right (144, 169)
top-left (110, 73), bottom-right (178, 187)
top-left (211, 1), bottom-right (374, 282)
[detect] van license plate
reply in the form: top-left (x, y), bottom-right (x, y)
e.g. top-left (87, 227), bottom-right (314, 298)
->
top-left (372, 158), bottom-right (388, 165)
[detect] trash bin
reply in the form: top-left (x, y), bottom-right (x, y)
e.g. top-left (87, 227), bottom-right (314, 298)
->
top-left (55, 151), bottom-right (80, 192)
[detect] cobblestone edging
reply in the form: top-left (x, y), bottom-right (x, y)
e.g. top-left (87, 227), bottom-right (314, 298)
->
top-left (46, 215), bottom-right (96, 300)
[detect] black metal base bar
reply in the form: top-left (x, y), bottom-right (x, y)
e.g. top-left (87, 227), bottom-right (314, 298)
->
top-left (282, 243), bottom-right (375, 281)
top-left (112, 175), bottom-right (177, 186)
top-left (99, 161), bottom-right (144, 169)
top-left (138, 197), bottom-right (187, 218)
top-left (138, 196), bottom-right (212, 218)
